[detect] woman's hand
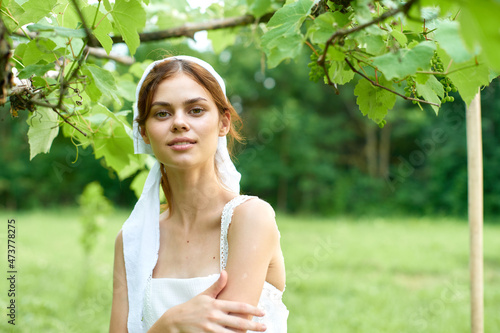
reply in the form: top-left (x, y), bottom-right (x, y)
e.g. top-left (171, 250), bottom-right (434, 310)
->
top-left (147, 271), bottom-right (267, 333)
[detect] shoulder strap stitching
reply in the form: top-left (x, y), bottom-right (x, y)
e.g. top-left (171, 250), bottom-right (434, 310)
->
top-left (220, 195), bottom-right (255, 270)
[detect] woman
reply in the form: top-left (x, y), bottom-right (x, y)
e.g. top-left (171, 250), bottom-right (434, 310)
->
top-left (109, 55), bottom-right (288, 333)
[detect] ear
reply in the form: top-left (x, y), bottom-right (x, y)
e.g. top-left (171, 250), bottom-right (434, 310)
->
top-left (219, 109), bottom-right (231, 137)
top-left (140, 125), bottom-right (151, 145)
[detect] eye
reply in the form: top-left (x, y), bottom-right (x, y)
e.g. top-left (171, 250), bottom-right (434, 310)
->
top-left (155, 110), bottom-right (170, 118)
top-left (189, 107), bottom-right (205, 115)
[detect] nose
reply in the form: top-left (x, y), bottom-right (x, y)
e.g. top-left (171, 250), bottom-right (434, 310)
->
top-left (170, 112), bottom-right (190, 132)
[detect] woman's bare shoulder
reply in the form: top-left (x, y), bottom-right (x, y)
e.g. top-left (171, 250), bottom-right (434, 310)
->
top-left (230, 197), bottom-right (278, 238)
top-left (115, 229), bottom-right (123, 244)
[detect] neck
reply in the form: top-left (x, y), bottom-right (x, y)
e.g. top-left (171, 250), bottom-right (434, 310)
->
top-left (163, 162), bottom-right (235, 229)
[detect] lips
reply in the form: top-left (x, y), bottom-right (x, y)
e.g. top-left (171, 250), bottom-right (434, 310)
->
top-left (168, 137), bottom-right (197, 146)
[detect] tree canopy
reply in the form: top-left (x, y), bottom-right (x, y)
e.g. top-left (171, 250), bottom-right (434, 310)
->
top-left (1, 0), bottom-right (499, 205)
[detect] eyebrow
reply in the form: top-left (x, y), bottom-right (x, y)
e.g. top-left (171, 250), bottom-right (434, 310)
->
top-left (151, 97), bottom-right (208, 108)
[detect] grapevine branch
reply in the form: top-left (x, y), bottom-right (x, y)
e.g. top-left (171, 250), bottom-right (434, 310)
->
top-left (70, 0), bottom-right (99, 47)
top-left (344, 58), bottom-right (439, 107)
top-left (110, 13), bottom-right (274, 43)
top-left (49, 104), bottom-right (88, 138)
top-left (317, 0), bottom-right (418, 94)
top-left (11, 28), bottom-right (135, 65)
top-left (13, 12), bottom-right (274, 64)
top-left (86, 46), bottom-right (134, 65)
top-left (14, 12), bottom-right (274, 43)
top-left (18, 0), bottom-right (92, 137)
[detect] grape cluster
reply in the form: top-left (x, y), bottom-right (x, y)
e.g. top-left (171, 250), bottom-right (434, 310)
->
top-left (430, 52), bottom-right (444, 72)
top-left (404, 75), bottom-right (417, 102)
top-left (431, 52), bottom-right (457, 104)
top-left (308, 52), bottom-right (325, 83)
top-left (440, 76), bottom-right (457, 103)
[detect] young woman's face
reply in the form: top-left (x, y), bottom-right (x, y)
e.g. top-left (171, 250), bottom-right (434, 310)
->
top-left (141, 73), bottom-right (230, 169)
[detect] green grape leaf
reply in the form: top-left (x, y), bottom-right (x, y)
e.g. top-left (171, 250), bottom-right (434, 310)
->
top-left (27, 107), bottom-right (60, 160)
top-left (0, 0), bottom-right (25, 31)
top-left (31, 76), bottom-right (56, 88)
top-left (19, 0), bottom-right (57, 27)
top-left (130, 169), bottom-right (149, 198)
top-left (354, 77), bottom-right (396, 124)
top-left (208, 29), bottom-right (237, 54)
top-left (327, 47), bottom-right (345, 61)
top-left (81, 6), bottom-right (114, 54)
top-left (83, 64), bottom-right (120, 104)
top-left (27, 23), bottom-right (87, 38)
top-left (86, 104), bottom-right (132, 137)
top-left (247, 0), bottom-right (272, 17)
top-left (308, 12), bottom-right (336, 44)
top-left (18, 62), bottom-right (55, 79)
top-left (111, 0), bottom-right (146, 56)
top-left (448, 61), bottom-right (489, 106)
top-left (23, 38), bottom-right (58, 66)
top-left (13, 43), bottom-right (28, 71)
top-left (371, 41), bottom-right (435, 80)
top-left (357, 34), bottom-right (386, 56)
top-left (458, 1), bottom-right (500, 72)
top-left (352, 0), bottom-right (381, 35)
top-left (93, 124), bottom-right (134, 173)
top-left (415, 75), bottom-right (442, 114)
top-left (103, 0), bottom-right (112, 11)
top-left (53, 2), bottom-right (79, 29)
top-left (307, 11), bottom-right (350, 45)
top-left (416, 73), bottom-right (444, 98)
top-left (328, 61), bottom-right (355, 84)
top-left (433, 20), bottom-right (472, 64)
top-left (352, 0), bottom-right (371, 23)
top-left (116, 79), bottom-right (138, 102)
top-left (117, 153), bottom-right (146, 180)
top-left (489, 70), bottom-right (499, 83)
top-left (437, 47), bottom-right (489, 105)
top-left (261, 0), bottom-right (315, 68)
top-left (129, 61), bottom-right (153, 79)
top-left (390, 29), bottom-right (407, 47)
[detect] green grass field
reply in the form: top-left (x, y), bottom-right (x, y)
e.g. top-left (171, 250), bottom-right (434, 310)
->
top-left (1, 209), bottom-right (499, 332)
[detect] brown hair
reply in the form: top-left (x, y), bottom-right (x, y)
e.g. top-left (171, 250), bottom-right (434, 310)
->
top-left (135, 58), bottom-right (243, 212)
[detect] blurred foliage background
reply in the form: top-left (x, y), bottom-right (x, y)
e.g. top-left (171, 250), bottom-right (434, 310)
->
top-left (2, 39), bottom-right (499, 218)
top-left (1, 6), bottom-right (500, 332)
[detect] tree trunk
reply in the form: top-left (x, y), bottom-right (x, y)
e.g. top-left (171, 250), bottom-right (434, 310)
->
top-left (365, 121), bottom-right (378, 177)
top-left (466, 90), bottom-right (483, 333)
top-left (277, 129), bottom-right (289, 212)
top-left (1, 16), bottom-right (12, 105)
top-left (378, 123), bottom-right (391, 178)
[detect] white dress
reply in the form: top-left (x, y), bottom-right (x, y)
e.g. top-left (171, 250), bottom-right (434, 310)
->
top-left (141, 195), bottom-right (289, 332)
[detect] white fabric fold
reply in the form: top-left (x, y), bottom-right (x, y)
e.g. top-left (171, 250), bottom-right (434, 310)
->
top-left (122, 160), bottom-right (161, 332)
top-left (122, 55), bottom-right (241, 332)
top-left (215, 136), bottom-right (241, 193)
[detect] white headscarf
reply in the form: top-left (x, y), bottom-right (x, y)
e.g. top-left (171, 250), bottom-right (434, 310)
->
top-left (121, 56), bottom-right (241, 332)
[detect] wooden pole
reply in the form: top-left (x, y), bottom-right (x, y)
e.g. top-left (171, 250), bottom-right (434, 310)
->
top-left (466, 90), bottom-right (483, 333)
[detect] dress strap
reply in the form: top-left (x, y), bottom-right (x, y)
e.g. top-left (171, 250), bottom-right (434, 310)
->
top-left (220, 195), bottom-right (256, 270)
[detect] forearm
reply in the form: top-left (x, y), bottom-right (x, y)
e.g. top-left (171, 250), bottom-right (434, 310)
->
top-left (147, 310), bottom-right (176, 333)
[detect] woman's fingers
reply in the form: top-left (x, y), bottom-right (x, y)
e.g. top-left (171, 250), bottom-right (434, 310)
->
top-left (215, 299), bottom-right (264, 317)
top-left (214, 313), bottom-right (267, 332)
top-left (190, 272), bottom-right (266, 332)
top-left (211, 300), bottom-right (266, 332)
top-left (200, 270), bottom-right (228, 298)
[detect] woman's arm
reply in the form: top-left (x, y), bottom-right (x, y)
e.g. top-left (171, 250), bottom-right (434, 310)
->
top-left (109, 230), bottom-right (129, 333)
top-left (110, 232), bottom-right (267, 333)
top-left (216, 199), bottom-right (281, 317)
top-left (148, 271), bottom-right (266, 333)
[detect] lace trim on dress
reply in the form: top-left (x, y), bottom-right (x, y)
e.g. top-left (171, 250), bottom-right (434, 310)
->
top-left (142, 274), bottom-right (153, 324)
top-left (220, 195), bottom-right (256, 270)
